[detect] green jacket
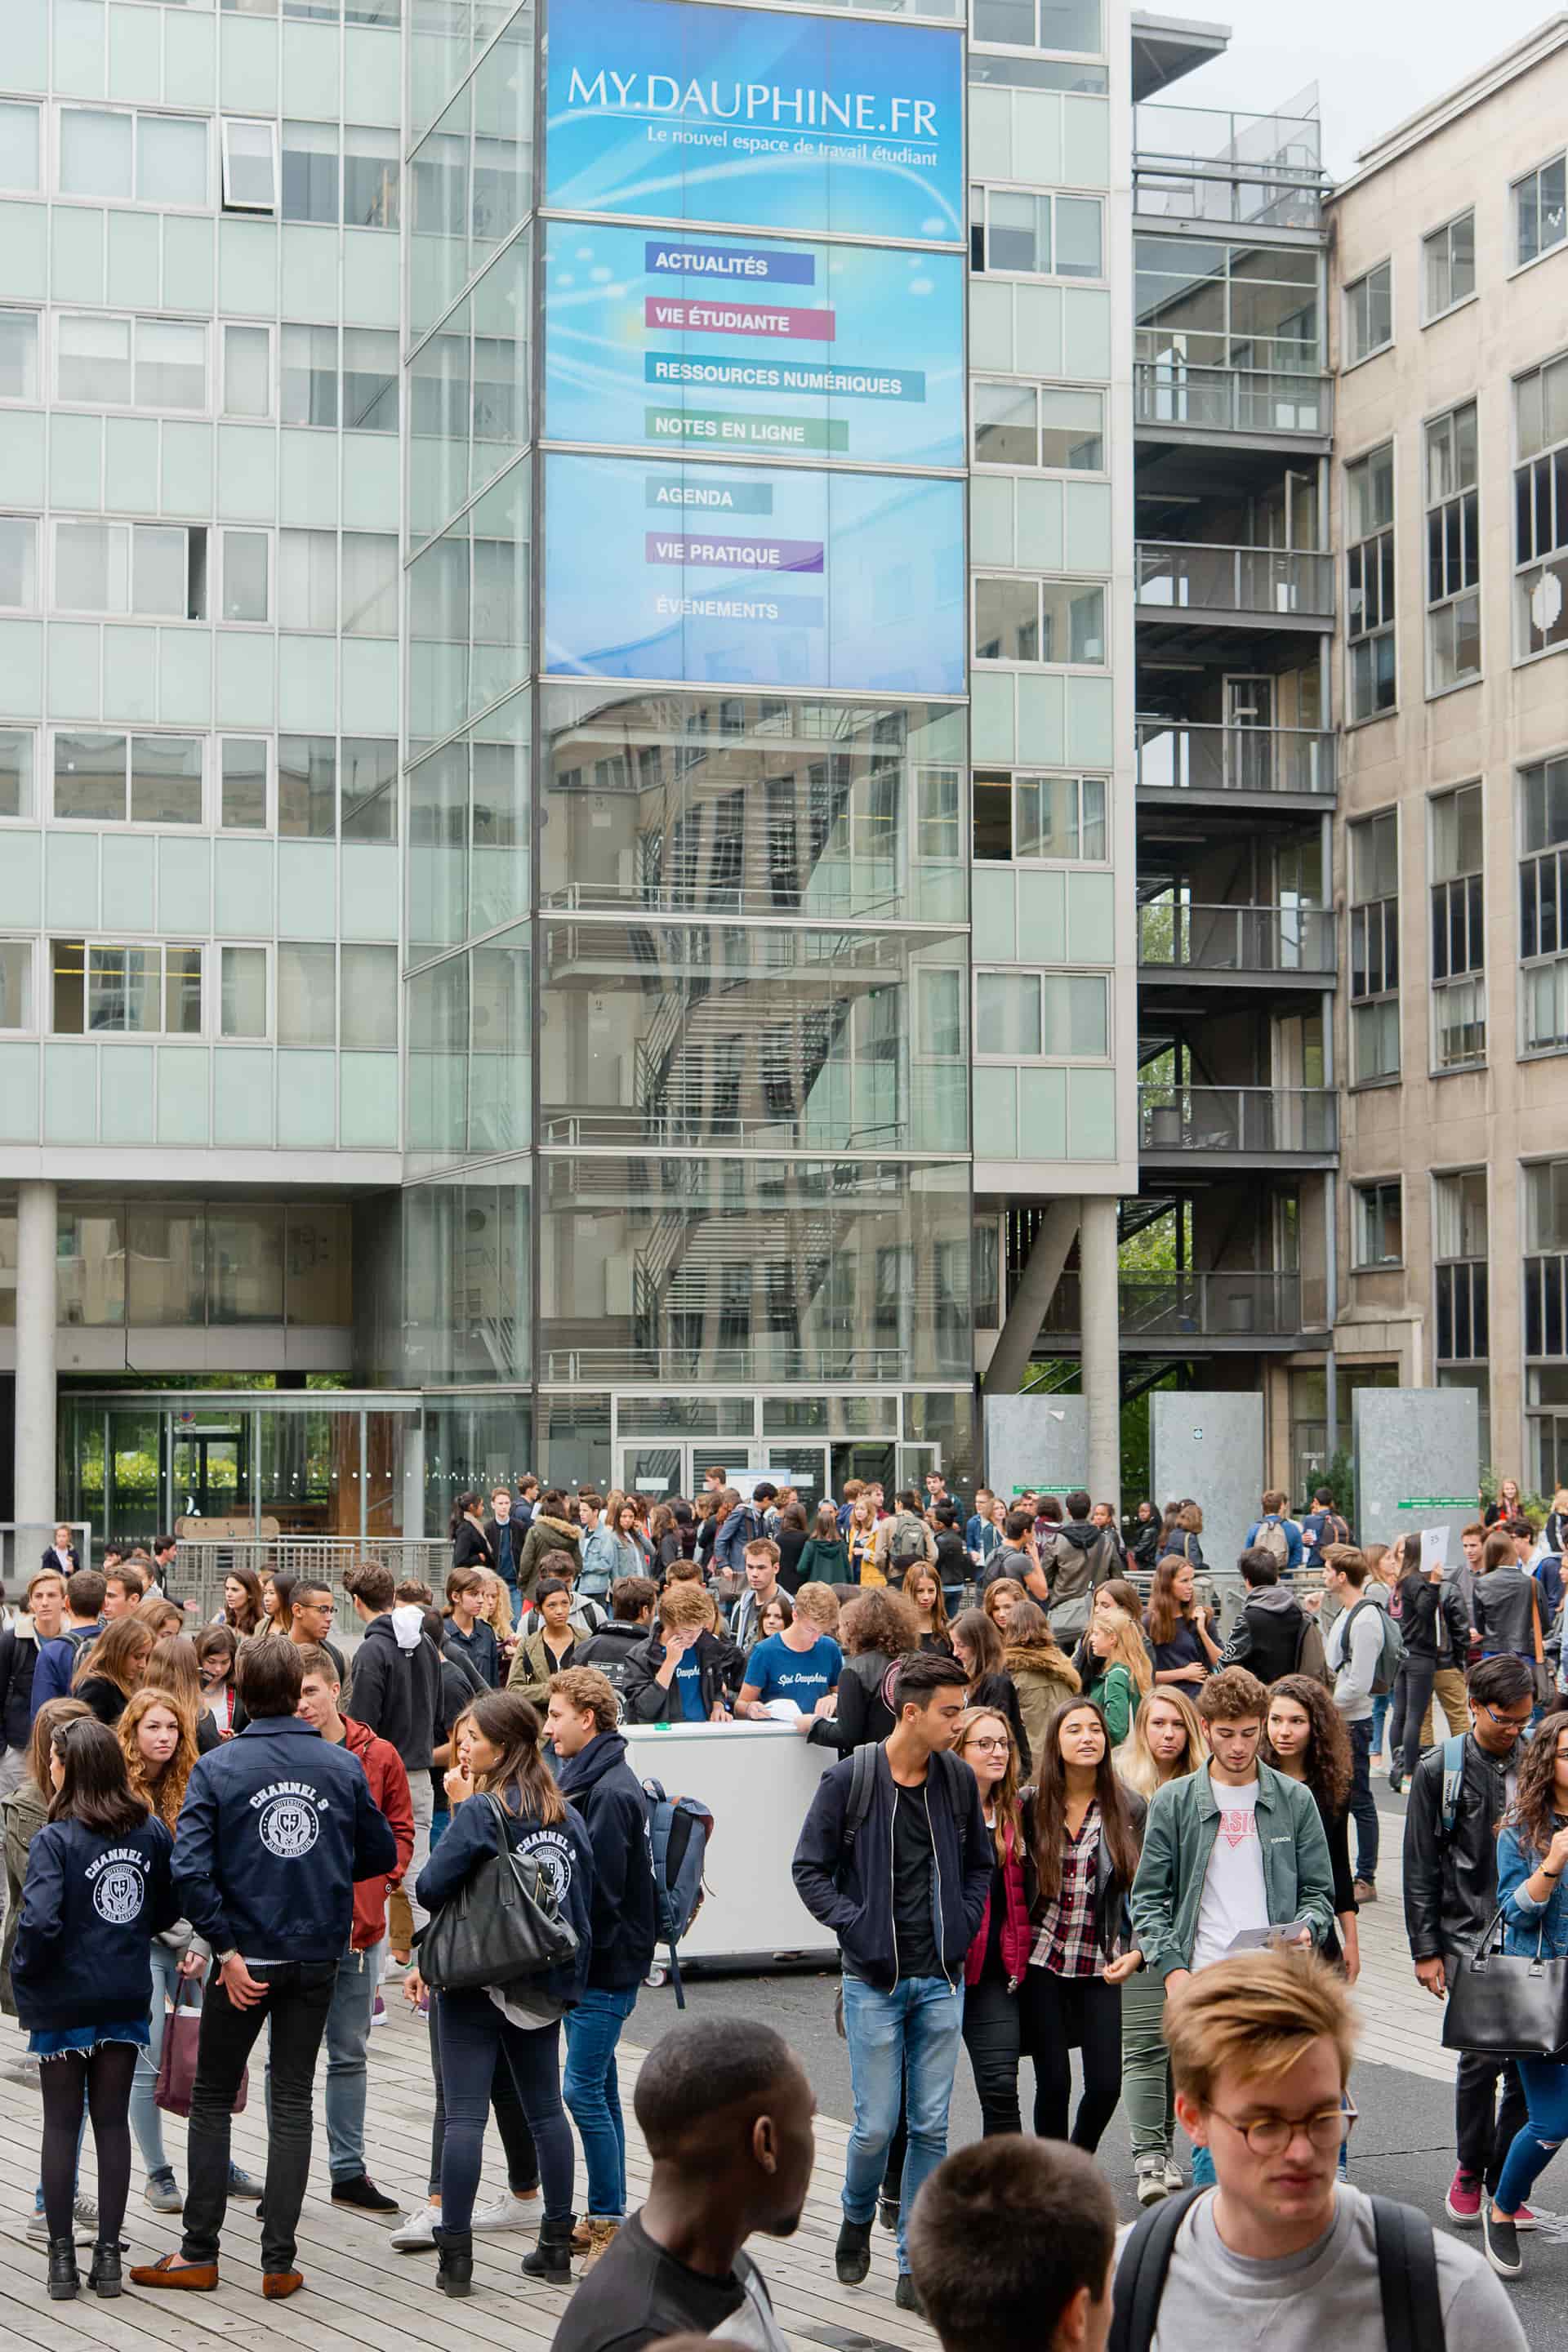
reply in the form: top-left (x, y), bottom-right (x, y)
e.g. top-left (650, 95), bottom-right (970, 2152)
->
top-left (1128, 1757), bottom-right (1335, 1982)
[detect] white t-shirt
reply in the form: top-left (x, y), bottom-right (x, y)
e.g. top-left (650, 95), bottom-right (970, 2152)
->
top-left (1191, 1778), bottom-right (1268, 1970)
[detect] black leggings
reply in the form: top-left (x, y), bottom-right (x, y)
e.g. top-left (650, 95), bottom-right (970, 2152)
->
top-left (42, 2042), bottom-right (138, 2245)
top-left (1021, 1969), bottom-right (1122, 2153)
top-left (427, 1992), bottom-right (538, 2198)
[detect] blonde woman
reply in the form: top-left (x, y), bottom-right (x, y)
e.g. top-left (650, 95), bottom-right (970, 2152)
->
top-left (846, 1495), bottom-right (881, 1587)
top-left (1081, 1607), bottom-right (1152, 1748)
top-left (1116, 1684), bottom-right (1205, 2206)
top-left (473, 1572), bottom-right (519, 1672)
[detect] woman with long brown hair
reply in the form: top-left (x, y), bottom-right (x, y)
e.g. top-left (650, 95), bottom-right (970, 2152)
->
top-left (72, 1615), bottom-right (154, 1726)
top-left (216, 1566), bottom-right (265, 1638)
top-left (1020, 1697), bottom-right (1146, 2153)
top-left (1262, 1673), bottom-right (1359, 1984)
top-left (411, 1689), bottom-right (595, 2296)
top-left (1146, 1552), bottom-right (1220, 1691)
top-left (118, 1686), bottom-right (208, 2214)
top-left (1488, 1711), bottom-right (1568, 2271)
top-left (145, 1633), bottom-right (224, 1753)
top-left (950, 1606), bottom-right (1031, 1774)
top-left (194, 1624), bottom-right (242, 1735)
top-left (902, 1562), bottom-right (951, 1655)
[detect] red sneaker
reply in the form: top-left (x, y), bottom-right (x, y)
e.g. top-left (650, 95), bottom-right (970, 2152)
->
top-left (1515, 2203), bottom-right (1539, 2230)
top-left (1446, 2169), bottom-right (1482, 2224)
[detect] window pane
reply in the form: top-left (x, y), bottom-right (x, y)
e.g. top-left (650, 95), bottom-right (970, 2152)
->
top-left (1040, 0), bottom-right (1101, 43)
top-left (281, 323), bottom-right (337, 425)
top-left (0, 728), bottom-right (34, 818)
top-left (974, 576), bottom-right (1037, 661)
top-left (972, 0), bottom-right (1035, 40)
top-left (1039, 387), bottom-right (1103, 467)
top-left (0, 102), bottom-right (40, 192)
top-left (973, 776), bottom-right (1012, 862)
top-left (1040, 973), bottom-right (1107, 1055)
top-left (60, 109), bottom-right (132, 200)
top-left (278, 942), bottom-right (336, 1046)
top-left (0, 310), bottom-right (38, 401)
top-left (132, 524), bottom-right (189, 618)
top-left (277, 734), bottom-right (336, 836)
top-left (0, 516), bottom-right (36, 608)
top-left (223, 117), bottom-right (276, 210)
top-left (341, 945), bottom-right (397, 1046)
top-left (56, 520), bottom-right (128, 613)
top-left (58, 313), bottom-right (131, 405)
top-left (988, 191), bottom-right (1045, 272)
top-left (164, 945), bottom-right (203, 1034)
top-left (221, 528), bottom-right (270, 621)
top-left (973, 380), bottom-right (1036, 466)
top-left (135, 319), bottom-right (205, 409)
top-left (917, 967), bottom-right (961, 1057)
top-left (51, 938), bottom-right (86, 1031)
top-left (282, 120), bottom-right (339, 224)
top-left (220, 946), bottom-right (267, 1037)
top-left (220, 737), bottom-right (267, 828)
top-left (1450, 211), bottom-right (1475, 303)
top-left (1016, 773), bottom-right (1077, 857)
top-left (0, 938), bottom-right (30, 1028)
top-left (1040, 581), bottom-right (1106, 663)
top-left (278, 528), bottom-right (337, 629)
top-left (340, 737), bottom-right (398, 841)
top-left (343, 327), bottom-right (397, 431)
top-left (55, 731), bottom-right (127, 822)
top-left (977, 972), bottom-right (1040, 1055)
top-left (1055, 197), bottom-right (1102, 278)
top-left (343, 125), bottom-right (399, 229)
top-left (1080, 776), bottom-right (1107, 860)
top-left (139, 115), bottom-right (208, 207)
top-left (224, 322), bottom-right (271, 417)
top-left (341, 532), bottom-right (398, 635)
top-left (91, 943), bottom-right (159, 1033)
top-left (131, 736), bottom-right (202, 824)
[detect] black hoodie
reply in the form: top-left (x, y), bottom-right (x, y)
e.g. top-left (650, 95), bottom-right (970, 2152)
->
top-left (1044, 1520), bottom-right (1118, 1613)
top-left (555, 1731), bottom-right (659, 1990)
top-left (343, 1610), bottom-right (441, 1772)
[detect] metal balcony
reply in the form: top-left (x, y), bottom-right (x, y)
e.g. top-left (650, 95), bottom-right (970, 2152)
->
top-left (1136, 719), bottom-right (1334, 801)
top-left (1138, 1081), bottom-right (1338, 1166)
top-left (1138, 902), bottom-right (1335, 983)
top-left (1039, 1268), bottom-right (1306, 1348)
top-left (1135, 541), bottom-right (1334, 624)
top-left (1133, 101), bottom-right (1325, 229)
top-left (1134, 360), bottom-right (1331, 440)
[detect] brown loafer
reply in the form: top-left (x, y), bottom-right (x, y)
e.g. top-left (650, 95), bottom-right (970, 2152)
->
top-left (127, 2254), bottom-right (218, 2291)
top-left (262, 2272), bottom-right (305, 2299)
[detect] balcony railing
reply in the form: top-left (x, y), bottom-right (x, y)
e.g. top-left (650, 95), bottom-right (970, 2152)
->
top-left (1040, 1269), bottom-right (1304, 1340)
top-left (1138, 1082), bottom-right (1339, 1156)
top-left (1136, 718), bottom-right (1334, 798)
top-left (1136, 541), bottom-right (1334, 620)
top-left (1134, 360), bottom-right (1331, 437)
top-left (1138, 902), bottom-right (1335, 977)
top-left (1134, 101), bottom-right (1325, 228)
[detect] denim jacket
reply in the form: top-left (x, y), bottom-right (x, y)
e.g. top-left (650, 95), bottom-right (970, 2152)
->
top-left (1498, 1822), bottom-right (1568, 1959)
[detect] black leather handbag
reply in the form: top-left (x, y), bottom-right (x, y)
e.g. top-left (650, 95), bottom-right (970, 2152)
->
top-left (416, 1794), bottom-right (578, 1993)
top-left (1442, 1906), bottom-right (1568, 2059)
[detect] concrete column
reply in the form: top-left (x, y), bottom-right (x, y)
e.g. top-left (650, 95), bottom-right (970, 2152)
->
top-left (983, 1196), bottom-right (1080, 1395)
top-left (1080, 1195), bottom-right (1120, 1512)
top-left (15, 1180), bottom-right (58, 1530)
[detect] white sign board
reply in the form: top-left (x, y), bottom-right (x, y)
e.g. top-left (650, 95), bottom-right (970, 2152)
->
top-left (730, 1472), bottom-right (795, 1499)
top-left (1420, 1526), bottom-right (1450, 1575)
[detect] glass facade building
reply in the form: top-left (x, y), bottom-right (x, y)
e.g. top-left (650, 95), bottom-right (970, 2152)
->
top-left (0, 0), bottom-right (1135, 1540)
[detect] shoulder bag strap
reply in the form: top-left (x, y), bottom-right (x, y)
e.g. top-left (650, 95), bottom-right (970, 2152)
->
top-left (1108, 2188), bottom-right (1203, 2352)
top-left (1370, 2196), bottom-right (1443, 2352)
top-left (1532, 1579), bottom-right (1546, 1664)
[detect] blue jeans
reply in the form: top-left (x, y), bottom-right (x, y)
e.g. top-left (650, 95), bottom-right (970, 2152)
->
top-left (324, 1939), bottom-right (382, 2182)
top-left (1370, 1692), bottom-right (1390, 1759)
top-left (1495, 2055), bottom-right (1568, 2213)
top-left (563, 1984), bottom-right (639, 2219)
top-left (1347, 1717), bottom-right (1379, 1884)
top-left (130, 1939), bottom-right (190, 2176)
top-left (840, 1973), bottom-right (964, 2274)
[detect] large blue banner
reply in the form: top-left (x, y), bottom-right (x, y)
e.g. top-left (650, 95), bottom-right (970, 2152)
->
top-left (544, 452), bottom-right (965, 693)
top-left (545, 0), bottom-right (964, 245)
top-left (543, 220), bottom-right (964, 469)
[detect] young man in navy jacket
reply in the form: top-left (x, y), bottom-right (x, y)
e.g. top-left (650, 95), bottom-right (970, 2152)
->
top-left (792, 1650), bottom-right (991, 2312)
top-left (546, 1664), bottom-right (659, 2271)
top-left (131, 1637), bottom-right (397, 2301)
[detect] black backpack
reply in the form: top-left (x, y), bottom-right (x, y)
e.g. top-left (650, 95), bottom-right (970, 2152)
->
top-left (1110, 2188), bottom-right (1442, 2352)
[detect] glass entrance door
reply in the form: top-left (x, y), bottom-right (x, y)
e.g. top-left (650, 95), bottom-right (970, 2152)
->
top-left (619, 1445), bottom-right (688, 1503)
top-left (169, 1419), bottom-right (252, 1525)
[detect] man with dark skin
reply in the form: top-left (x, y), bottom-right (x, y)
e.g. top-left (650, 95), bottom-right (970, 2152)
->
top-left (551, 2018), bottom-right (816, 2352)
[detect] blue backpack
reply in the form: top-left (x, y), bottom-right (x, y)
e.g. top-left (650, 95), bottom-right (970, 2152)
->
top-left (640, 1778), bottom-right (714, 2008)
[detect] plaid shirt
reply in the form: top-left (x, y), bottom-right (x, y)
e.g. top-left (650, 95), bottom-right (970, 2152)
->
top-left (1031, 1801), bottom-right (1103, 1978)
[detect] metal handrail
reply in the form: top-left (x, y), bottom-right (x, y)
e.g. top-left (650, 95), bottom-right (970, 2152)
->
top-left (1134, 360), bottom-right (1330, 436)
top-left (1135, 719), bottom-right (1334, 797)
top-left (1138, 902), bottom-right (1335, 974)
top-left (1039, 1270), bottom-right (1304, 1339)
top-left (1135, 541), bottom-right (1334, 618)
top-left (1138, 1081), bottom-right (1339, 1155)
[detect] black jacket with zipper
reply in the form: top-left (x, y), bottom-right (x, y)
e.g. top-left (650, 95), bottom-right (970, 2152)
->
top-left (792, 1742), bottom-right (992, 1990)
top-left (1403, 1728), bottom-right (1515, 1966)
top-left (555, 1731), bottom-right (658, 1991)
top-left (806, 1648), bottom-right (900, 1754)
top-left (1396, 1573), bottom-right (1472, 1665)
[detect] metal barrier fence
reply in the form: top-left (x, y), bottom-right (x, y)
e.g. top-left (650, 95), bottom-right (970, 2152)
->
top-left (168, 1536), bottom-right (450, 1628)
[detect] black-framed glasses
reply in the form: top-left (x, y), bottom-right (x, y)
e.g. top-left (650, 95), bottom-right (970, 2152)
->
top-left (1479, 1704), bottom-right (1535, 1731)
top-left (1208, 2097), bottom-right (1357, 2155)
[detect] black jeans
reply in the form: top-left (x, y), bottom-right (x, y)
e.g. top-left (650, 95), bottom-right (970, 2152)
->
top-left (880, 1971), bottom-right (1023, 2197)
top-left (1393, 1657), bottom-right (1442, 1780)
top-left (181, 1961), bottom-right (336, 2274)
top-left (1457, 2050), bottom-right (1530, 2193)
top-left (1021, 1969), bottom-right (1122, 2153)
top-left (427, 1986), bottom-right (539, 2197)
top-left (434, 1989), bottom-right (575, 2233)
top-left (1346, 1717), bottom-right (1379, 1883)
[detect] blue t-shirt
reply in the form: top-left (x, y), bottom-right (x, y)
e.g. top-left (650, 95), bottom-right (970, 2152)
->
top-left (744, 1632), bottom-right (843, 1714)
top-left (673, 1650), bottom-right (706, 1722)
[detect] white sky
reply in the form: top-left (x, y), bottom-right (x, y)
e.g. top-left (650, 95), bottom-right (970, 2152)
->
top-left (1159, 1), bottom-right (1566, 177)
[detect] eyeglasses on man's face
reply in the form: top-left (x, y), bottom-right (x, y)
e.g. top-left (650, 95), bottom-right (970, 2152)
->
top-left (1478, 1704), bottom-right (1535, 1733)
top-left (1208, 2097), bottom-right (1356, 2155)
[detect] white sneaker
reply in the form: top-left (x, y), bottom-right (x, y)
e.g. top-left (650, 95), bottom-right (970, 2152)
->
top-left (471, 2189), bottom-right (540, 2233)
top-left (390, 2202), bottom-right (439, 2251)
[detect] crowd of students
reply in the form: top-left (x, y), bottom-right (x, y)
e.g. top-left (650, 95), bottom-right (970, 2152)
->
top-left (2, 1468), bottom-right (1566, 2342)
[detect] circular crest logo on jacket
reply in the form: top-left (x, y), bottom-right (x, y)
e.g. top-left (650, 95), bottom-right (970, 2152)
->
top-left (519, 1825), bottom-right (575, 1904)
top-left (260, 1793), bottom-right (321, 1859)
top-left (92, 1861), bottom-right (145, 1926)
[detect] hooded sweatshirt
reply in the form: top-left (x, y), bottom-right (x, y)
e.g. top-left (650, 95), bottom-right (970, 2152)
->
top-left (341, 1714), bottom-right (415, 1951)
top-left (555, 1731), bottom-right (659, 1991)
top-left (1043, 1521), bottom-right (1119, 1615)
top-left (516, 1514), bottom-right (582, 1606)
top-left (342, 1607), bottom-right (440, 1772)
top-left (1218, 1583), bottom-right (1310, 1685)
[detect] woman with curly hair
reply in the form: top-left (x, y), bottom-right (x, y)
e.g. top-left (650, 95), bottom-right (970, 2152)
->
top-left (1262, 1673), bottom-right (1358, 1984)
top-left (807, 1587), bottom-right (919, 1753)
top-left (1486, 1711), bottom-right (1568, 2274)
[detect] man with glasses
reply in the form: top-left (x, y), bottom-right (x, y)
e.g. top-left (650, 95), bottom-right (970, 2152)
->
top-left (1404, 1652), bottom-right (1537, 2230)
top-left (1111, 1948), bottom-right (1524, 2347)
top-left (286, 1580), bottom-right (345, 1684)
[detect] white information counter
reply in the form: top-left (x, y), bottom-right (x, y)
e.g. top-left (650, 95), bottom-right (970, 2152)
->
top-left (623, 1721), bottom-right (839, 1970)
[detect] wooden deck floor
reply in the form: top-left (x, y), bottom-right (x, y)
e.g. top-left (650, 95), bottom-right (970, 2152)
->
top-left (0, 1835), bottom-right (1450, 2352)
